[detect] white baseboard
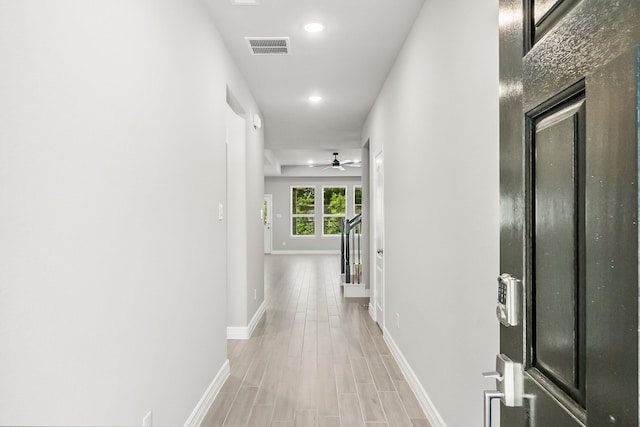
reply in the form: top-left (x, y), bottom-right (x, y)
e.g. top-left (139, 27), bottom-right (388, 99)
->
top-left (270, 250), bottom-right (340, 255)
top-left (383, 328), bottom-right (447, 427)
top-left (227, 301), bottom-right (266, 340)
top-left (183, 359), bottom-right (230, 427)
top-left (344, 283), bottom-right (369, 298)
top-left (368, 304), bottom-right (376, 322)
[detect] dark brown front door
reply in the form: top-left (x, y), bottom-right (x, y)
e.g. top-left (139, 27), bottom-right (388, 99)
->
top-left (498, 1), bottom-right (640, 425)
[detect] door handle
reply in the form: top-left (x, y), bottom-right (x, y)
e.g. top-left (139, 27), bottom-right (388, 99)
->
top-left (482, 354), bottom-right (524, 426)
top-left (483, 390), bottom-right (504, 427)
top-left (377, 249), bottom-right (383, 255)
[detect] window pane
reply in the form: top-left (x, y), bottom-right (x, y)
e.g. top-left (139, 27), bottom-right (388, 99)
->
top-left (355, 186), bottom-right (362, 214)
top-left (323, 187), bottom-right (346, 215)
top-left (324, 217), bottom-right (344, 235)
top-left (263, 199), bottom-right (268, 225)
top-left (292, 217), bottom-right (315, 235)
top-left (292, 187), bottom-right (315, 214)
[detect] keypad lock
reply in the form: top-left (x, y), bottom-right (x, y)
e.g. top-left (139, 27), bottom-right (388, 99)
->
top-left (496, 273), bottom-right (520, 327)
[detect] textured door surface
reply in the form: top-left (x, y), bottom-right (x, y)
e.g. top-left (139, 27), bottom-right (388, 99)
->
top-left (499, 1), bottom-right (640, 425)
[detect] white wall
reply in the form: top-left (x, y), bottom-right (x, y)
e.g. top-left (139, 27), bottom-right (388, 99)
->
top-left (265, 177), bottom-right (362, 252)
top-left (362, 0), bottom-right (499, 426)
top-left (226, 106), bottom-right (248, 327)
top-left (226, 103), bottom-right (265, 329)
top-left (244, 109), bottom-right (266, 329)
top-left (0, 1), bottom-right (262, 425)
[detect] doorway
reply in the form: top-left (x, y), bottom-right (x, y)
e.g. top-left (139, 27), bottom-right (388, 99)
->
top-left (373, 149), bottom-right (385, 329)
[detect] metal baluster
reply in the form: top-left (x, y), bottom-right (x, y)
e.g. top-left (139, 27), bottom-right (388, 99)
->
top-left (345, 223), bottom-right (351, 283)
top-left (340, 218), bottom-right (345, 274)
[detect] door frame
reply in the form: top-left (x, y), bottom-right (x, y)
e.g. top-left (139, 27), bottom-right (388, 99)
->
top-left (372, 148), bottom-right (385, 329)
top-left (263, 194), bottom-right (272, 254)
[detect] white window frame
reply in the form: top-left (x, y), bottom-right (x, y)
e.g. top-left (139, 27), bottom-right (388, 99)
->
top-left (322, 185), bottom-right (347, 237)
top-left (290, 185), bottom-right (316, 238)
top-left (354, 185), bottom-right (363, 216)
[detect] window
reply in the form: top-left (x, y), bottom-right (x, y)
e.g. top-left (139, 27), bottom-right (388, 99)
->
top-left (291, 187), bottom-right (315, 236)
top-left (263, 198), bottom-right (268, 225)
top-left (354, 186), bottom-right (362, 214)
top-left (323, 186), bottom-right (346, 236)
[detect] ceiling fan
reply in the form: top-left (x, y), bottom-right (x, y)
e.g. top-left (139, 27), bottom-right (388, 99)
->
top-left (310, 152), bottom-right (361, 171)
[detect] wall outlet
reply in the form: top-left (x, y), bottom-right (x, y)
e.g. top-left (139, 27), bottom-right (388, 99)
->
top-left (282, 241), bottom-right (286, 246)
top-left (218, 203), bottom-right (224, 221)
top-left (254, 288), bottom-right (257, 300)
top-left (143, 411), bottom-right (152, 427)
top-left (396, 313), bottom-right (400, 329)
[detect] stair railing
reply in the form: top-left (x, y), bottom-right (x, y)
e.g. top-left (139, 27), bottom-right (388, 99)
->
top-left (341, 213), bottom-right (362, 284)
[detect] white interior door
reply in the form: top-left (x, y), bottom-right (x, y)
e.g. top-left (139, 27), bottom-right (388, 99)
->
top-left (373, 150), bottom-right (384, 327)
top-left (263, 194), bottom-right (272, 254)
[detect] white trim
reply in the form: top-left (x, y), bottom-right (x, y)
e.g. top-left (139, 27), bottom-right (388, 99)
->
top-left (368, 303), bottom-right (376, 321)
top-left (248, 300), bottom-right (266, 336)
top-left (343, 283), bottom-right (369, 298)
top-left (372, 148), bottom-right (385, 331)
top-left (226, 301), bottom-right (266, 340)
top-left (270, 250), bottom-right (340, 255)
top-left (183, 359), bottom-right (230, 427)
top-left (353, 184), bottom-right (363, 217)
top-left (383, 328), bottom-right (447, 427)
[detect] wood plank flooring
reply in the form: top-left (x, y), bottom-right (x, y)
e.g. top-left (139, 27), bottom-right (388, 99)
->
top-left (202, 254), bottom-right (431, 427)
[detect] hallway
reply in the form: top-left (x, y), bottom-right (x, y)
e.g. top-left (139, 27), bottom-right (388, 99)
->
top-left (202, 255), bottom-right (430, 427)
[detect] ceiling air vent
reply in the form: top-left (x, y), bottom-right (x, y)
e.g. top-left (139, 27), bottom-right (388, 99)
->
top-left (245, 37), bottom-right (291, 55)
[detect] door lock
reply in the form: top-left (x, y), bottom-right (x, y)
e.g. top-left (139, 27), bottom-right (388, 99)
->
top-left (496, 273), bottom-right (520, 327)
top-left (482, 354), bottom-right (524, 426)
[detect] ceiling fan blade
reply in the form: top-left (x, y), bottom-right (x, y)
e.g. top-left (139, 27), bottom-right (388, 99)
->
top-left (323, 165), bottom-right (333, 170)
top-left (344, 163), bottom-right (361, 168)
top-left (338, 166), bottom-right (345, 171)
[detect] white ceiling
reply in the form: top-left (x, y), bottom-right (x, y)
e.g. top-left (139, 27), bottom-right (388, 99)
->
top-left (203, 0), bottom-right (425, 175)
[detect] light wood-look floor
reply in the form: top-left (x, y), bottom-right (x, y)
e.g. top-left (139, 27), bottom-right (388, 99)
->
top-left (202, 254), bottom-right (431, 427)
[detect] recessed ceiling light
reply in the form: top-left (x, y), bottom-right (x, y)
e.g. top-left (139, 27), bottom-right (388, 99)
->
top-left (231, 0), bottom-right (260, 5)
top-left (308, 95), bottom-right (322, 103)
top-left (304, 22), bottom-right (325, 33)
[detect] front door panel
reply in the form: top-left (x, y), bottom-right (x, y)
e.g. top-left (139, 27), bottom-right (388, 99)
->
top-left (532, 94), bottom-right (586, 409)
top-left (584, 47), bottom-right (639, 427)
top-left (498, 0), bottom-right (640, 425)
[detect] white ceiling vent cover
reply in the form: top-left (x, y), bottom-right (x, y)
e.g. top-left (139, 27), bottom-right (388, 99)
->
top-left (245, 37), bottom-right (291, 55)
